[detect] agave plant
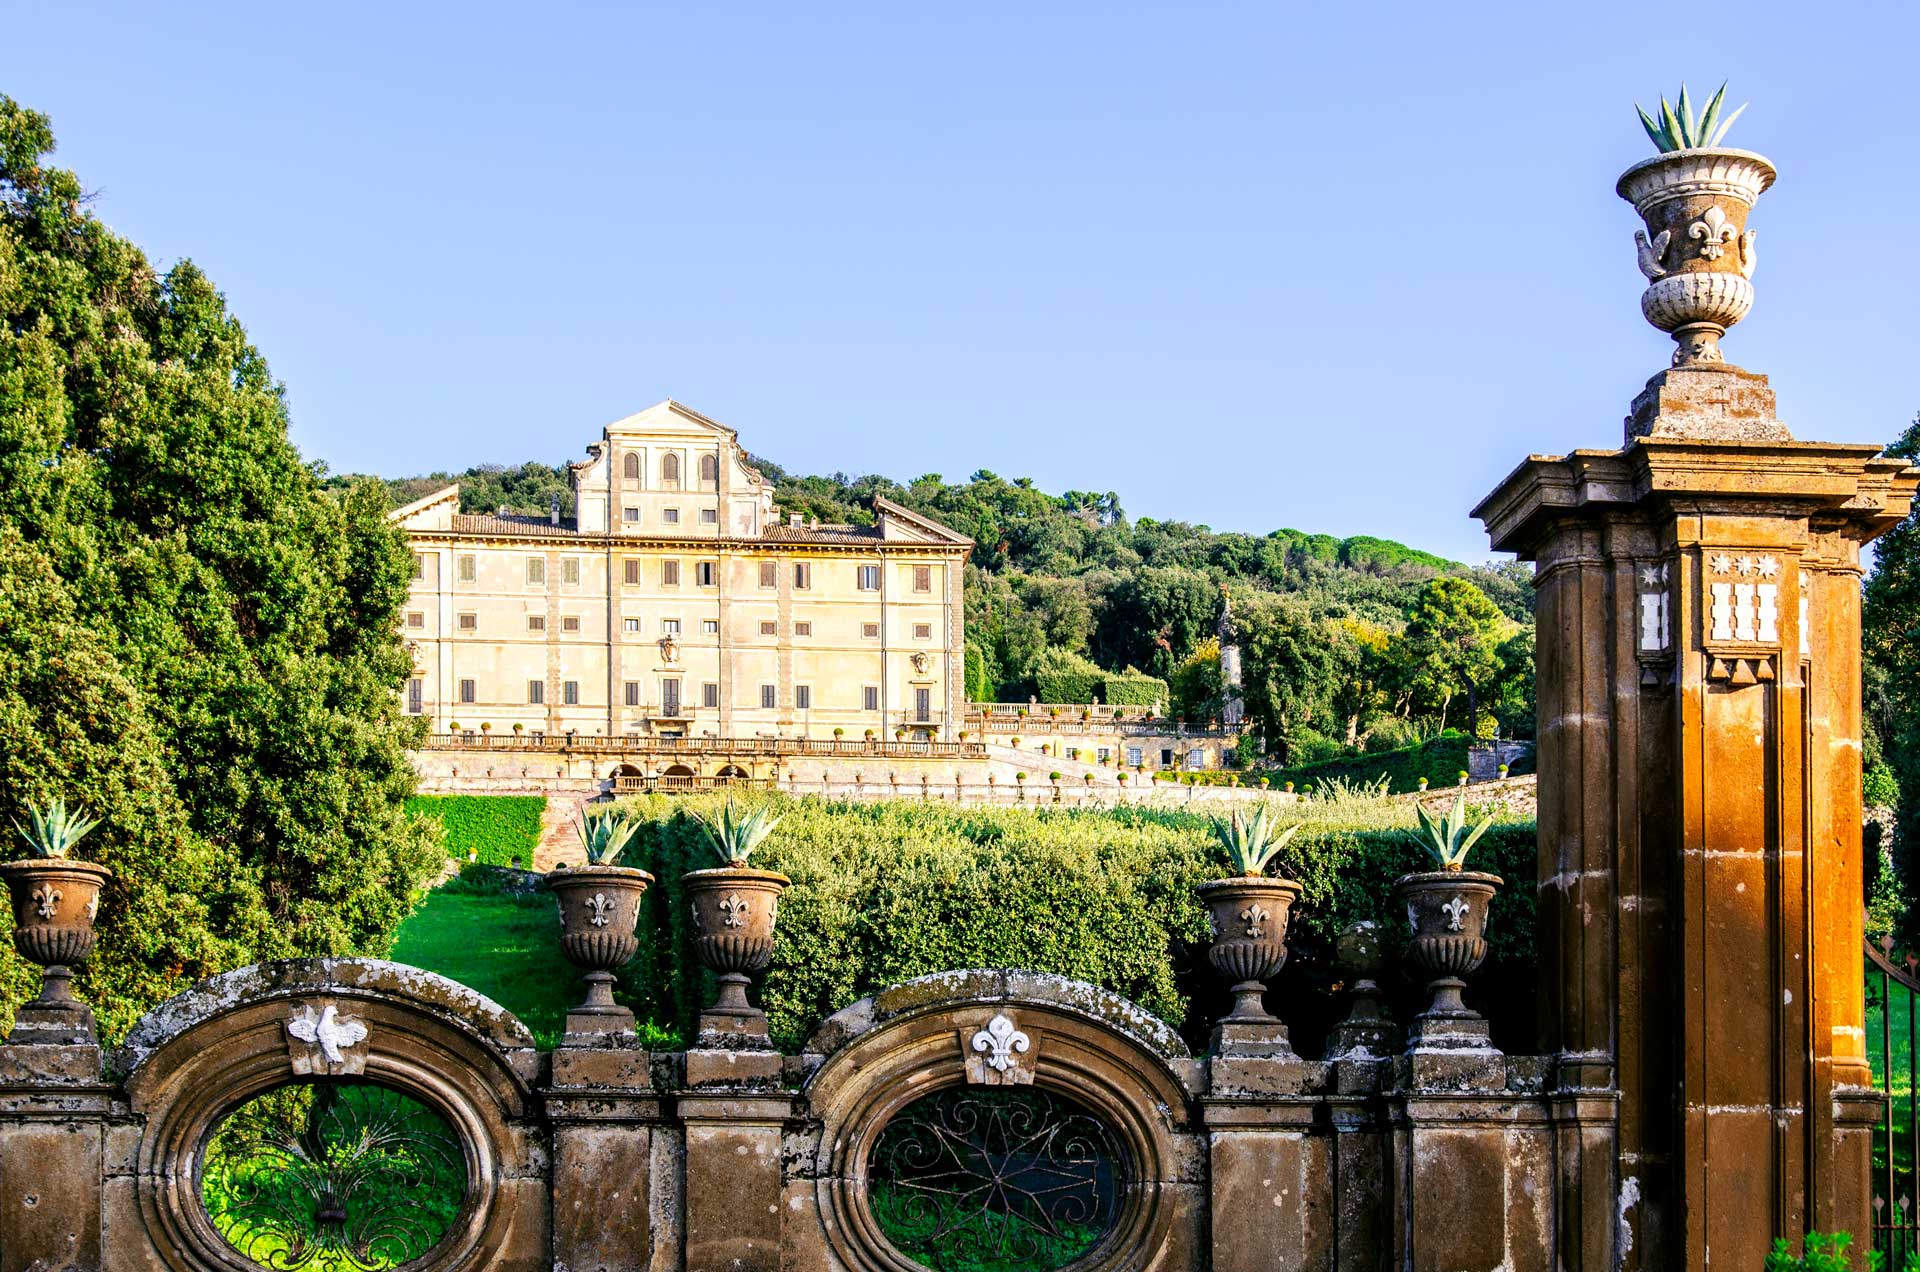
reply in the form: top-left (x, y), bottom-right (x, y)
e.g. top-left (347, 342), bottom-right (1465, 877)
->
top-left (575, 810), bottom-right (641, 865)
top-left (13, 797), bottom-right (100, 859)
top-left (1636, 81), bottom-right (1748, 153)
top-left (692, 800), bottom-right (782, 867)
top-left (1412, 795), bottom-right (1494, 871)
top-left (1209, 804), bottom-right (1304, 876)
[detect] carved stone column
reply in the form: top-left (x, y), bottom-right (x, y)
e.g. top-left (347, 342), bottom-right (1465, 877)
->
top-left (0, 1043), bottom-right (109, 1272)
top-left (546, 1042), bottom-right (669, 1272)
top-left (679, 1048), bottom-right (793, 1272)
top-left (1474, 371), bottom-right (1917, 1266)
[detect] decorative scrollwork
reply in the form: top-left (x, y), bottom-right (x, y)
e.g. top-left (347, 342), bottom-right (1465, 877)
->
top-left (868, 1086), bottom-right (1124, 1270)
top-left (200, 1081), bottom-right (465, 1271)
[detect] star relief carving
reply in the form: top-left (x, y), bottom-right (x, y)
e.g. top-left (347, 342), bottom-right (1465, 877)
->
top-left (1756, 555), bottom-right (1780, 580)
top-left (1640, 564), bottom-right (1664, 588)
top-left (1710, 554), bottom-right (1734, 576)
top-left (1735, 555), bottom-right (1757, 577)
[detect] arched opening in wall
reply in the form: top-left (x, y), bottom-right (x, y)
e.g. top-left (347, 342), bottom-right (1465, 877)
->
top-left (715, 764), bottom-right (749, 784)
top-left (661, 763), bottom-right (697, 791)
top-left (662, 453), bottom-right (681, 487)
top-left (623, 452), bottom-right (640, 480)
top-left (865, 1084), bottom-right (1126, 1271)
top-left (199, 1079), bottom-right (468, 1270)
top-left (611, 763), bottom-right (645, 793)
top-left (699, 453), bottom-right (718, 485)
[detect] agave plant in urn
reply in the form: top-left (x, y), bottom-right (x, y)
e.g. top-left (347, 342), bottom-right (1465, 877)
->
top-left (1396, 795), bottom-right (1503, 1052)
top-left (544, 810), bottom-right (655, 1038)
top-left (1618, 84), bottom-right (1788, 442)
top-left (1198, 805), bottom-right (1305, 1056)
top-left (685, 800), bottom-right (789, 1044)
top-left (2, 798), bottom-right (112, 1043)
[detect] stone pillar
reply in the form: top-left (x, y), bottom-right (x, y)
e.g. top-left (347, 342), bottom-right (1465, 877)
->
top-left (679, 1049), bottom-right (792, 1272)
top-left (546, 1042), bottom-right (667, 1272)
top-left (0, 1042), bottom-right (109, 1272)
top-left (1201, 1054), bottom-right (1331, 1271)
top-left (1474, 366), bottom-right (1918, 1267)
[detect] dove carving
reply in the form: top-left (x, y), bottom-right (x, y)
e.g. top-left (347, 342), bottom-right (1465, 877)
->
top-left (1634, 228), bottom-right (1671, 280)
top-left (286, 1003), bottom-right (370, 1074)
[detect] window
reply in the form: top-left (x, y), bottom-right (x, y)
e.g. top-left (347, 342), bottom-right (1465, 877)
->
top-left (702, 619), bottom-right (719, 635)
top-left (700, 508), bottom-right (718, 525)
top-left (857, 565), bottom-right (881, 590)
top-left (915, 688), bottom-right (932, 722)
top-left (1127, 746), bottom-right (1143, 768)
top-left (1187, 748), bottom-right (1205, 769)
top-left (662, 679), bottom-right (682, 715)
top-left (406, 611), bottom-right (425, 629)
top-left (411, 553), bottom-right (425, 580)
top-left (696, 562), bottom-right (716, 587)
top-left (663, 508), bottom-right (681, 525)
top-left (862, 622), bottom-right (881, 639)
top-left (624, 452), bottom-right (641, 480)
top-left (527, 615), bottom-right (546, 632)
top-left (913, 565), bottom-right (932, 593)
top-left (457, 613), bottom-right (477, 632)
top-left (760, 621), bottom-right (778, 636)
top-left (702, 682), bottom-right (719, 708)
top-left (914, 623), bottom-right (932, 640)
top-left (407, 678), bottom-right (423, 714)
top-left (562, 558), bottom-right (580, 584)
top-left (759, 561), bottom-right (778, 589)
top-left (459, 678), bottom-right (476, 704)
top-left (563, 680), bottom-right (579, 705)
top-left (863, 686), bottom-right (880, 712)
top-left (457, 555), bottom-right (476, 583)
top-left (528, 680), bottom-right (544, 705)
top-left (1160, 749), bottom-right (1174, 767)
top-left (794, 621), bottom-right (812, 637)
top-left (1097, 747), bottom-right (1111, 764)
top-left (623, 506), bottom-right (640, 523)
top-left (796, 685), bottom-right (812, 710)
top-left (562, 615), bottom-right (580, 633)
top-left (662, 453), bottom-right (681, 484)
top-left (624, 618), bottom-right (641, 633)
top-left (699, 453), bottom-right (718, 484)
top-left (526, 557), bottom-right (545, 585)
top-left (662, 560), bottom-right (681, 586)
top-left (760, 684), bottom-right (777, 709)
top-left (625, 681), bottom-right (641, 707)
top-left (662, 618), bottom-right (681, 635)
top-left (623, 559), bottom-right (640, 586)
top-left (794, 562), bottom-right (811, 589)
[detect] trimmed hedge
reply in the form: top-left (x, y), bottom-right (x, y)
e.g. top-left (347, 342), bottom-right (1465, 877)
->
top-left (607, 795), bottom-right (1536, 1056)
top-left (1267, 733), bottom-right (1475, 795)
top-left (405, 795), bottom-right (545, 867)
top-left (1031, 647), bottom-right (1104, 704)
top-left (1099, 671), bottom-right (1169, 707)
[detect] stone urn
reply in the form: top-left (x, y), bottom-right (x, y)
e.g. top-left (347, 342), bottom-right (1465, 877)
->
top-left (0, 858), bottom-right (112, 1042)
top-left (1394, 868), bottom-right (1503, 1050)
top-left (1617, 147), bottom-right (1774, 368)
top-left (545, 863), bottom-right (654, 1036)
top-left (1197, 875), bottom-right (1303, 1053)
top-left (1325, 918), bottom-right (1400, 1060)
top-left (685, 866), bottom-right (790, 1042)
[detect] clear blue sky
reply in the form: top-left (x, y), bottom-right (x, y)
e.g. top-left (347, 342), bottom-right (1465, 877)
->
top-left (7, 1), bottom-right (1916, 562)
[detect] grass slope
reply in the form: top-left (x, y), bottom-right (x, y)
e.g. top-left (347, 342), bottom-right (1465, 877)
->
top-left (389, 878), bottom-right (574, 1048)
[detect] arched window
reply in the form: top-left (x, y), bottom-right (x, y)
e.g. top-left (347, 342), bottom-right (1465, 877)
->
top-left (699, 453), bottom-right (718, 484)
top-left (662, 453), bottom-right (681, 484)
top-left (623, 453), bottom-right (640, 480)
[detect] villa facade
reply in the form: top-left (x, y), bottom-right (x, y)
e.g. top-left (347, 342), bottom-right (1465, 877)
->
top-left (392, 401), bottom-right (972, 744)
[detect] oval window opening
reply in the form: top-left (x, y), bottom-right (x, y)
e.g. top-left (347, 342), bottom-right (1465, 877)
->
top-left (200, 1081), bottom-right (466, 1270)
top-left (868, 1086), bottom-right (1125, 1271)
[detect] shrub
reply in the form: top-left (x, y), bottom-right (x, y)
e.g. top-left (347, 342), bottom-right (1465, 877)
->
top-left (1763, 1232), bottom-right (1890, 1271)
top-left (405, 796), bottom-right (545, 867)
top-left (1867, 763), bottom-right (1900, 809)
top-left (1099, 670), bottom-right (1170, 708)
top-left (604, 795), bottom-right (1538, 1057)
top-left (1031, 647), bottom-right (1104, 704)
top-left (1267, 732), bottom-right (1475, 796)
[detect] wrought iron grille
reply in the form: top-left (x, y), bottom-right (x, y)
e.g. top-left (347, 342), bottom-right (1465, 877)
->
top-left (200, 1081), bottom-right (465, 1271)
top-left (1869, 936), bottom-right (1920, 1265)
top-left (867, 1086), bottom-right (1124, 1271)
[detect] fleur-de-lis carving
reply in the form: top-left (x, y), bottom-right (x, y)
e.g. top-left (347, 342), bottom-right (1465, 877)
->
top-left (586, 893), bottom-right (615, 928)
top-left (85, 892), bottom-right (98, 921)
top-left (1406, 902), bottom-right (1420, 936)
top-left (718, 893), bottom-right (750, 929)
top-left (970, 1013), bottom-right (1031, 1074)
top-left (1240, 903), bottom-right (1270, 939)
top-left (32, 886), bottom-right (61, 921)
top-left (1738, 228), bottom-right (1757, 279)
top-left (1442, 896), bottom-right (1470, 932)
top-left (1690, 205), bottom-right (1736, 260)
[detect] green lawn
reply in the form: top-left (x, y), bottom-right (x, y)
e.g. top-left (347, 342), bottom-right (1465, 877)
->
top-left (389, 880), bottom-right (575, 1049)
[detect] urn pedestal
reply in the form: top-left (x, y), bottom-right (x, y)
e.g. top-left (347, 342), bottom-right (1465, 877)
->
top-left (685, 866), bottom-right (789, 1045)
top-left (1196, 875), bottom-right (1303, 1057)
top-left (545, 864), bottom-right (654, 1039)
top-left (0, 859), bottom-right (111, 1045)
